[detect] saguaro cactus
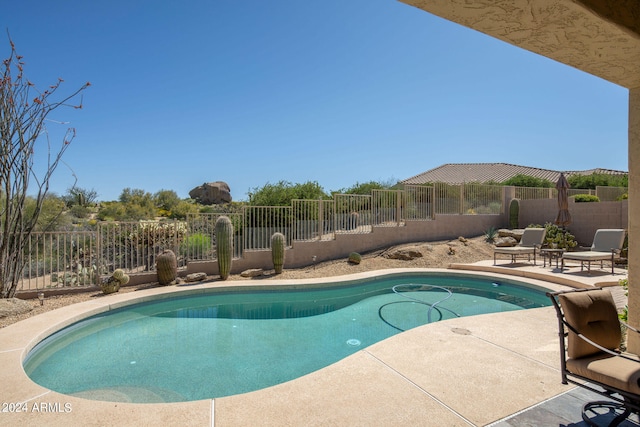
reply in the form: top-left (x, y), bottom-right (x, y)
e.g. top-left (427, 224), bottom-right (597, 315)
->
top-left (509, 199), bottom-right (520, 229)
top-left (156, 249), bottom-right (178, 285)
top-left (215, 216), bottom-right (234, 280)
top-left (271, 232), bottom-right (286, 274)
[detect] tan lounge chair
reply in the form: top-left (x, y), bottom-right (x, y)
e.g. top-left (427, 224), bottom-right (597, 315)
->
top-left (561, 229), bottom-right (626, 274)
top-left (493, 227), bottom-right (545, 265)
top-left (547, 288), bottom-right (640, 426)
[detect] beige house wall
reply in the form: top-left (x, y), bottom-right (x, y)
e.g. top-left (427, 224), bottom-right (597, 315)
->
top-left (629, 88), bottom-right (640, 352)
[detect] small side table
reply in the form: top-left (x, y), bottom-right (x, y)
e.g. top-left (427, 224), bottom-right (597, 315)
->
top-left (541, 248), bottom-right (565, 268)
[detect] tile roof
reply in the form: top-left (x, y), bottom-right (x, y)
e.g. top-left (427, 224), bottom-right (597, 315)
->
top-left (401, 163), bottom-right (627, 185)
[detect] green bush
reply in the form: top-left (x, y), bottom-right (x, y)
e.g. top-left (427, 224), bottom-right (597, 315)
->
top-left (544, 223), bottom-right (578, 249)
top-left (69, 204), bottom-right (89, 218)
top-left (619, 278), bottom-right (628, 322)
top-left (484, 227), bottom-right (497, 243)
top-left (501, 174), bottom-right (554, 188)
top-left (572, 194), bottom-right (600, 203)
top-left (180, 233), bottom-right (212, 259)
top-left (567, 172), bottom-right (628, 189)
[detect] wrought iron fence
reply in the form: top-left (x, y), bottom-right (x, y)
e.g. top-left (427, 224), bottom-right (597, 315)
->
top-left (97, 221), bottom-right (188, 274)
top-left (462, 184), bottom-right (503, 214)
top-left (334, 194), bottom-right (372, 234)
top-left (243, 206), bottom-right (291, 250)
top-left (403, 185), bottom-right (434, 221)
top-left (19, 231), bottom-right (97, 291)
top-left (433, 183), bottom-right (504, 214)
top-left (595, 186), bottom-right (627, 201)
top-left (372, 190), bottom-right (403, 227)
top-left (513, 186), bottom-right (625, 201)
top-left (291, 199), bottom-right (334, 241)
top-left (185, 213), bottom-right (243, 260)
top-left (20, 182), bottom-right (608, 291)
top-left (514, 186), bottom-right (554, 200)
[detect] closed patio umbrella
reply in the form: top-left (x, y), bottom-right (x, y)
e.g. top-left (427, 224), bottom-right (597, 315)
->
top-left (554, 173), bottom-right (572, 228)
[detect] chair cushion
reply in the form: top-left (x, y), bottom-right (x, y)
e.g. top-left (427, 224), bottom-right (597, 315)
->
top-left (519, 228), bottom-right (546, 247)
top-left (591, 229), bottom-right (626, 252)
top-left (562, 251), bottom-right (614, 261)
top-left (567, 352), bottom-right (640, 395)
top-left (559, 289), bottom-right (621, 359)
top-left (493, 247), bottom-right (536, 254)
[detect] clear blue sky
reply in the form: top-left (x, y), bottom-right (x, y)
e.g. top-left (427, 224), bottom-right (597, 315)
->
top-left (2, 0), bottom-right (629, 202)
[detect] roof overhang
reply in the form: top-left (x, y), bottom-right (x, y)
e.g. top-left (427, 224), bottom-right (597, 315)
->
top-left (400, 0), bottom-right (640, 89)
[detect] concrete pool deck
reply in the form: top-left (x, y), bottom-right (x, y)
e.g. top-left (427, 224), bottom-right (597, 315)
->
top-left (0, 263), bottom-right (629, 426)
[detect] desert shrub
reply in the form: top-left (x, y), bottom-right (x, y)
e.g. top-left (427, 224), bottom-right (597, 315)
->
top-left (572, 194), bottom-right (600, 203)
top-left (180, 233), bottom-right (212, 259)
top-left (502, 174), bottom-right (554, 188)
top-left (619, 278), bottom-right (628, 322)
top-left (484, 227), bottom-right (497, 243)
top-left (544, 223), bottom-right (577, 249)
top-left (69, 204), bottom-right (90, 219)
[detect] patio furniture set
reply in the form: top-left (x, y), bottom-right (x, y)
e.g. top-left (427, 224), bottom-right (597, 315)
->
top-left (493, 228), bottom-right (627, 275)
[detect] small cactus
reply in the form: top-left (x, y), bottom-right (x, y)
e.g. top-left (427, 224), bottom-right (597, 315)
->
top-left (112, 268), bottom-right (125, 281)
top-left (113, 269), bottom-right (130, 285)
top-left (215, 216), bottom-right (234, 280)
top-left (101, 268), bottom-right (130, 294)
top-left (271, 232), bottom-right (286, 274)
top-left (348, 252), bottom-right (362, 265)
top-left (156, 249), bottom-right (178, 285)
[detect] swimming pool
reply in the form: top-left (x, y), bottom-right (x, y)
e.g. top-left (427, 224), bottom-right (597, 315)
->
top-left (23, 272), bottom-right (550, 403)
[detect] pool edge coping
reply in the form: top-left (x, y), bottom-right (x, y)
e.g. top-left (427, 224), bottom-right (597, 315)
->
top-left (0, 266), bottom-right (597, 426)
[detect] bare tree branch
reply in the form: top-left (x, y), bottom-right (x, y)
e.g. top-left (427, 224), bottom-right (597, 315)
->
top-left (0, 35), bottom-right (90, 298)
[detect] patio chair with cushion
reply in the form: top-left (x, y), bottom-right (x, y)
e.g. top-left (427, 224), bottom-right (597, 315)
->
top-left (493, 227), bottom-right (546, 266)
top-left (561, 229), bottom-right (626, 275)
top-left (547, 287), bottom-right (640, 426)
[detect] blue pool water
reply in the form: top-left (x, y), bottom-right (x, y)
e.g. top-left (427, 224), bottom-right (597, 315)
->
top-left (24, 273), bottom-right (550, 403)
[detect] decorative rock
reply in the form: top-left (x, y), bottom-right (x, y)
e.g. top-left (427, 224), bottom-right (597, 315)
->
top-left (383, 249), bottom-right (423, 261)
top-left (494, 236), bottom-right (518, 247)
top-left (185, 272), bottom-right (207, 282)
top-left (497, 229), bottom-right (524, 241)
top-left (241, 268), bottom-right (264, 278)
top-left (0, 298), bottom-right (32, 318)
top-left (189, 181), bottom-right (232, 205)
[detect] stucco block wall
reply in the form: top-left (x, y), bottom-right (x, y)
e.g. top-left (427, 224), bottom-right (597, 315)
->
top-left (184, 199), bottom-right (628, 276)
top-left (188, 214), bottom-right (507, 274)
top-left (519, 199), bottom-right (628, 245)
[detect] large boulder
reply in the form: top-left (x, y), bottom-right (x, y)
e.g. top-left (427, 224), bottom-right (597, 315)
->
top-left (497, 229), bottom-right (524, 241)
top-left (189, 181), bottom-right (232, 205)
top-left (0, 298), bottom-right (32, 318)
